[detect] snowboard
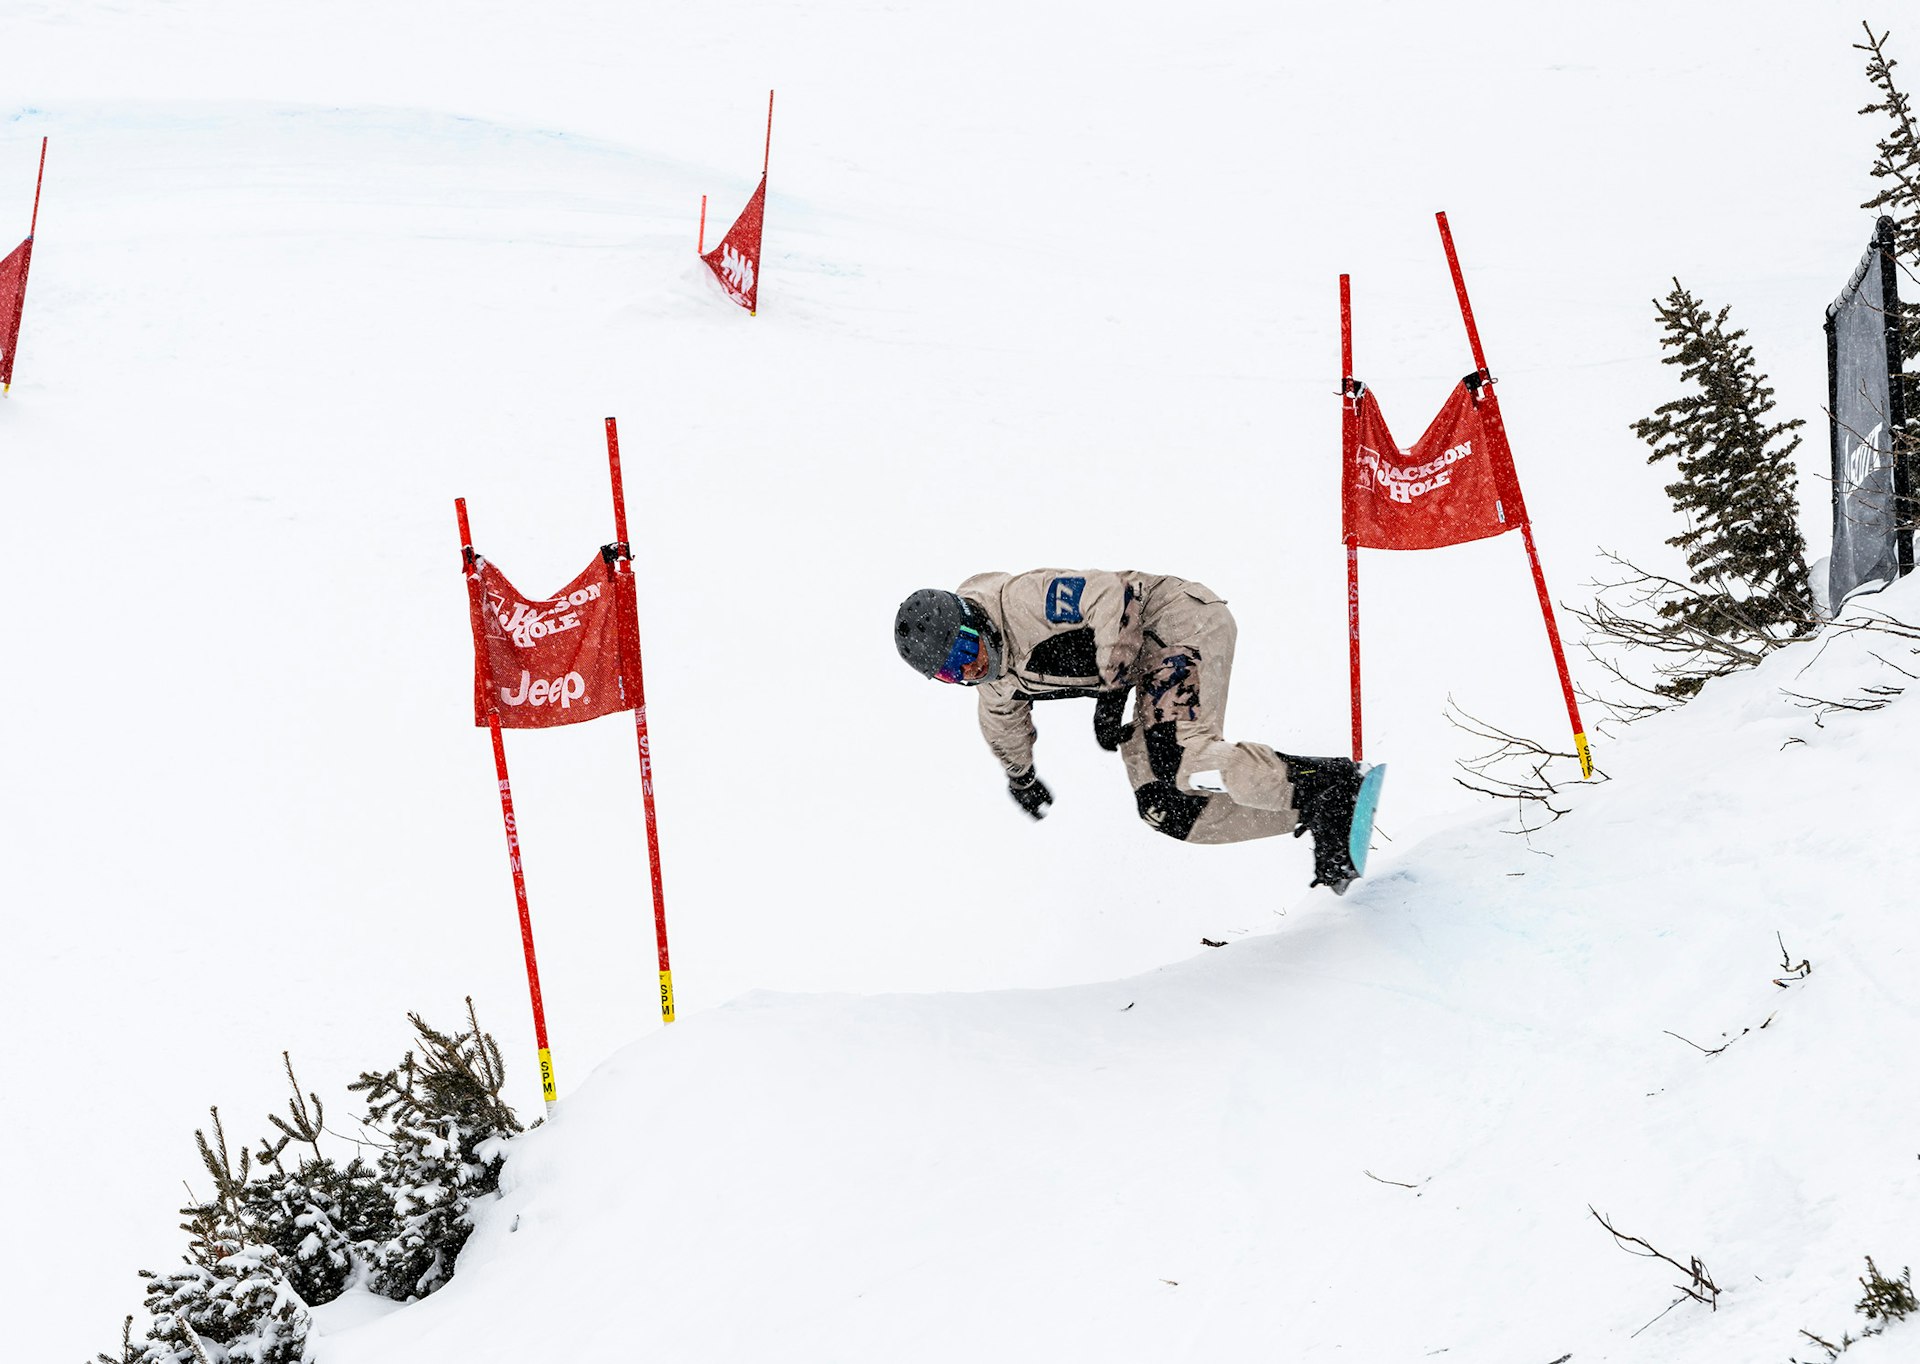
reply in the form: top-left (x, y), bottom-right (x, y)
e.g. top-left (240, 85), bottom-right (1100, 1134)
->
top-left (1326, 763), bottom-right (1387, 896)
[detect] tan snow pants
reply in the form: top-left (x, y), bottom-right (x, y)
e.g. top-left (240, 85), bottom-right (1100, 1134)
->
top-left (1115, 584), bottom-right (1302, 844)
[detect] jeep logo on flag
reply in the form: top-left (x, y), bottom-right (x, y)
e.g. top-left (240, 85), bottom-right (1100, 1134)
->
top-left (466, 555), bottom-right (639, 730)
top-left (499, 670), bottom-right (588, 710)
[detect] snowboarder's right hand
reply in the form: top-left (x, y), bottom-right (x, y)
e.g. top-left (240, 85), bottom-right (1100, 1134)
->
top-left (1092, 689), bottom-right (1132, 751)
top-left (1008, 769), bottom-right (1054, 820)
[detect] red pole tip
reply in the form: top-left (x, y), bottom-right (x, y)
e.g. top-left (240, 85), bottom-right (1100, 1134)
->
top-left (763, 90), bottom-right (775, 175)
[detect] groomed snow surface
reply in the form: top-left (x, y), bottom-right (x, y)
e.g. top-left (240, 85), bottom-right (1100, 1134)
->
top-left (4, 2), bottom-right (1916, 1360)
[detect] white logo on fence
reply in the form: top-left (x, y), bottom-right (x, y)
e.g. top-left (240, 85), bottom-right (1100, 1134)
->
top-left (720, 243), bottom-right (756, 298)
top-left (1358, 439), bottom-right (1475, 504)
top-left (1844, 421), bottom-right (1887, 492)
top-left (500, 670), bottom-right (588, 709)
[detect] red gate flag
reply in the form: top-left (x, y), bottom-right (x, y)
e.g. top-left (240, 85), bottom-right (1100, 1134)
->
top-left (1345, 377), bottom-right (1531, 551)
top-left (466, 552), bottom-right (641, 728)
top-left (701, 175), bottom-right (765, 314)
top-left (1338, 212), bottom-right (1592, 779)
top-left (0, 236), bottom-right (31, 389)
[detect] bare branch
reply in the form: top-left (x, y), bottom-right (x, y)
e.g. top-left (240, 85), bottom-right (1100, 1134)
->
top-left (1445, 699), bottom-right (1602, 829)
top-left (1774, 933), bottom-right (1812, 986)
top-left (1590, 1206), bottom-right (1721, 1310)
top-left (1363, 1169), bottom-right (1421, 1189)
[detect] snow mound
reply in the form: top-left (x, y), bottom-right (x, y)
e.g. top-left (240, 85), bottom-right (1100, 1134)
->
top-left (320, 579), bottom-right (1920, 1364)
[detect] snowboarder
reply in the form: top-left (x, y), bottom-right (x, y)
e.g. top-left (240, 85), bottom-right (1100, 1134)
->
top-left (893, 570), bottom-right (1382, 891)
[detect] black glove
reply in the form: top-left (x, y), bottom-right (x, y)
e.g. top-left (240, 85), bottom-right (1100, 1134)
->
top-left (1092, 689), bottom-right (1132, 751)
top-left (1007, 769), bottom-right (1054, 820)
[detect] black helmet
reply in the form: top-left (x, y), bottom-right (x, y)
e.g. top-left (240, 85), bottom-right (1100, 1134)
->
top-left (894, 588), bottom-right (1003, 684)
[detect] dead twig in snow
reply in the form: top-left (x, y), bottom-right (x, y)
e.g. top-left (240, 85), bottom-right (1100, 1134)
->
top-left (1774, 932), bottom-right (1812, 986)
top-left (1589, 1206), bottom-right (1720, 1311)
top-left (1363, 1169), bottom-right (1421, 1189)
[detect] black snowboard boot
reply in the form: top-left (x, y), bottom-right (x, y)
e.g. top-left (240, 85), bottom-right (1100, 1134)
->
top-left (1278, 752), bottom-right (1364, 892)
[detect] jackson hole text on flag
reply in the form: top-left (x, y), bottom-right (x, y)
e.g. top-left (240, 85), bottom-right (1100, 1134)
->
top-left (466, 553), bottom-right (639, 729)
top-left (1344, 378), bottom-right (1531, 551)
top-left (702, 175), bottom-right (765, 313)
top-left (0, 236), bottom-right (31, 387)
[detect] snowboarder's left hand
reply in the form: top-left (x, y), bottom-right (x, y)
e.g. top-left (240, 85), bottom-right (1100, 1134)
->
top-left (1092, 689), bottom-right (1132, 751)
top-left (1008, 769), bottom-right (1054, 820)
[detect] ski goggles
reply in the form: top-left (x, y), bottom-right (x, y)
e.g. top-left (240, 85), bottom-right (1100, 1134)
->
top-left (933, 626), bottom-right (983, 684)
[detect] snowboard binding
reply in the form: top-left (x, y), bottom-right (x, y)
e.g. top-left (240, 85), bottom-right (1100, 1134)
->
top-left (1280, 754), bottom-right (1386, 895)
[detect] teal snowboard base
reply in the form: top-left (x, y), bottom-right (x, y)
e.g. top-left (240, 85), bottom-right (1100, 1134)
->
top-left (1334, 763), bottom-right (1387, 894)
top-left (1350, 763), bottom-right (1387, 874)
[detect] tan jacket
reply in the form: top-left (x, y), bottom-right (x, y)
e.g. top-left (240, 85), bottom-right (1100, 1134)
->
top-left (958, 569), bottom-right (1195, 776)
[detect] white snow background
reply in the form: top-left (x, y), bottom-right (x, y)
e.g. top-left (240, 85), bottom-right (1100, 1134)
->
top-left (3, 1), bottom-right (1917, 1359)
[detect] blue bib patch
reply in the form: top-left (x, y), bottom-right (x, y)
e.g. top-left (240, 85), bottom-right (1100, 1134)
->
top-left (1045, 576), bottom-right (1087, 624)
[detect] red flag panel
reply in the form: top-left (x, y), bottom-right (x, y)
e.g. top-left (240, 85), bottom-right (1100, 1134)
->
top-left (0, 236), bottom-right (32, 387)
top-left (467, 553), bottom-right (638, 728)
top-left (1344, 379), bottom-right (1530, 551)
top-left (701, 175), bottom-right (765, 313)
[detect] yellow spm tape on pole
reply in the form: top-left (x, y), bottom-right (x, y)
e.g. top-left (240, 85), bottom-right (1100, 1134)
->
top-left (537, 1048), bottom-right (556, 1106)
top-left (659, 970), bottom-right (676, 1024)
top-left (1575, 732), bottom-right (1594, 780)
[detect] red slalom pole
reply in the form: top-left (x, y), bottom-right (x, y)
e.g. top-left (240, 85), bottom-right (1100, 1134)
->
top-left (1518, 519), bottom-right (1591, 775)
top-left (697, 194), bottom-right (707, 254)
top-left (1434, 212), bottom-right (1593, 778)
top-left (604, 418), bottom-right (677, 1025)
top-left (1340, 273), bottom-right (1363, 763)
top-left (1435, 212), bottom-right (1488, 377)
top-left (456, 498), bottom-right (559, 1113)
top-left (30, 137), bottom-right (46, 236)
top-left (4, 139), bottom-right (45, 396)
top-left (763, 90), bottom-right (775, 176)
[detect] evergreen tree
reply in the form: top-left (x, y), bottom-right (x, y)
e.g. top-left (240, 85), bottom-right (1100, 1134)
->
top-left (1857, 22), bottom-right (1919, 503)
top-left (1625, 280), bottom-right (1814, 696)
top-left (242, 1054), bottom-right (395, 1305)
top-left (1858, 25), bottom-right (1920, 336)
top-left (103, 1001), bottom-right (525, 1358)
top-left (177, 1109), bottom-right (250, 1270)
top-left (240, 1157), bottom-right (394, 1307)
top-left (139, 1245), bottom-right (310, 1364)
top-left (132, 1110), bottom-right (313, 1364)
top-left (349, 999), bottom-right (523, 1301)
top-left (91, 1316), bottom-right (139, 1364)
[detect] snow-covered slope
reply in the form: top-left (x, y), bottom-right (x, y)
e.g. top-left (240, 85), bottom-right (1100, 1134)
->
top-left (3, 1), bottom-right (1913, 1360)
top-left (311, 578), bottom-right (1920, 1364)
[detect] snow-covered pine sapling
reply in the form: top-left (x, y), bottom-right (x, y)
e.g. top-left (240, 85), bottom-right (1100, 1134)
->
top-left (1857, 1257), bottom-right (1917, 1323)
top-left (243, 1052), bottom-right (396, 1306)
top-left (258, 1051), bottom-right (324, 1165)
top-left (178, 1108), bottom-right (250, 1267)
top-left (349, 998), bottom-right (524, 1302)
top-left (89, 1315), bottom-right (137, 1364)
top-left (135, 1108), bottom-right (315, 1364)
top-left (139, 1244), bottom-right (310, 1364)
top-left (1789, 1259), bottom-right (1916, 1360)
